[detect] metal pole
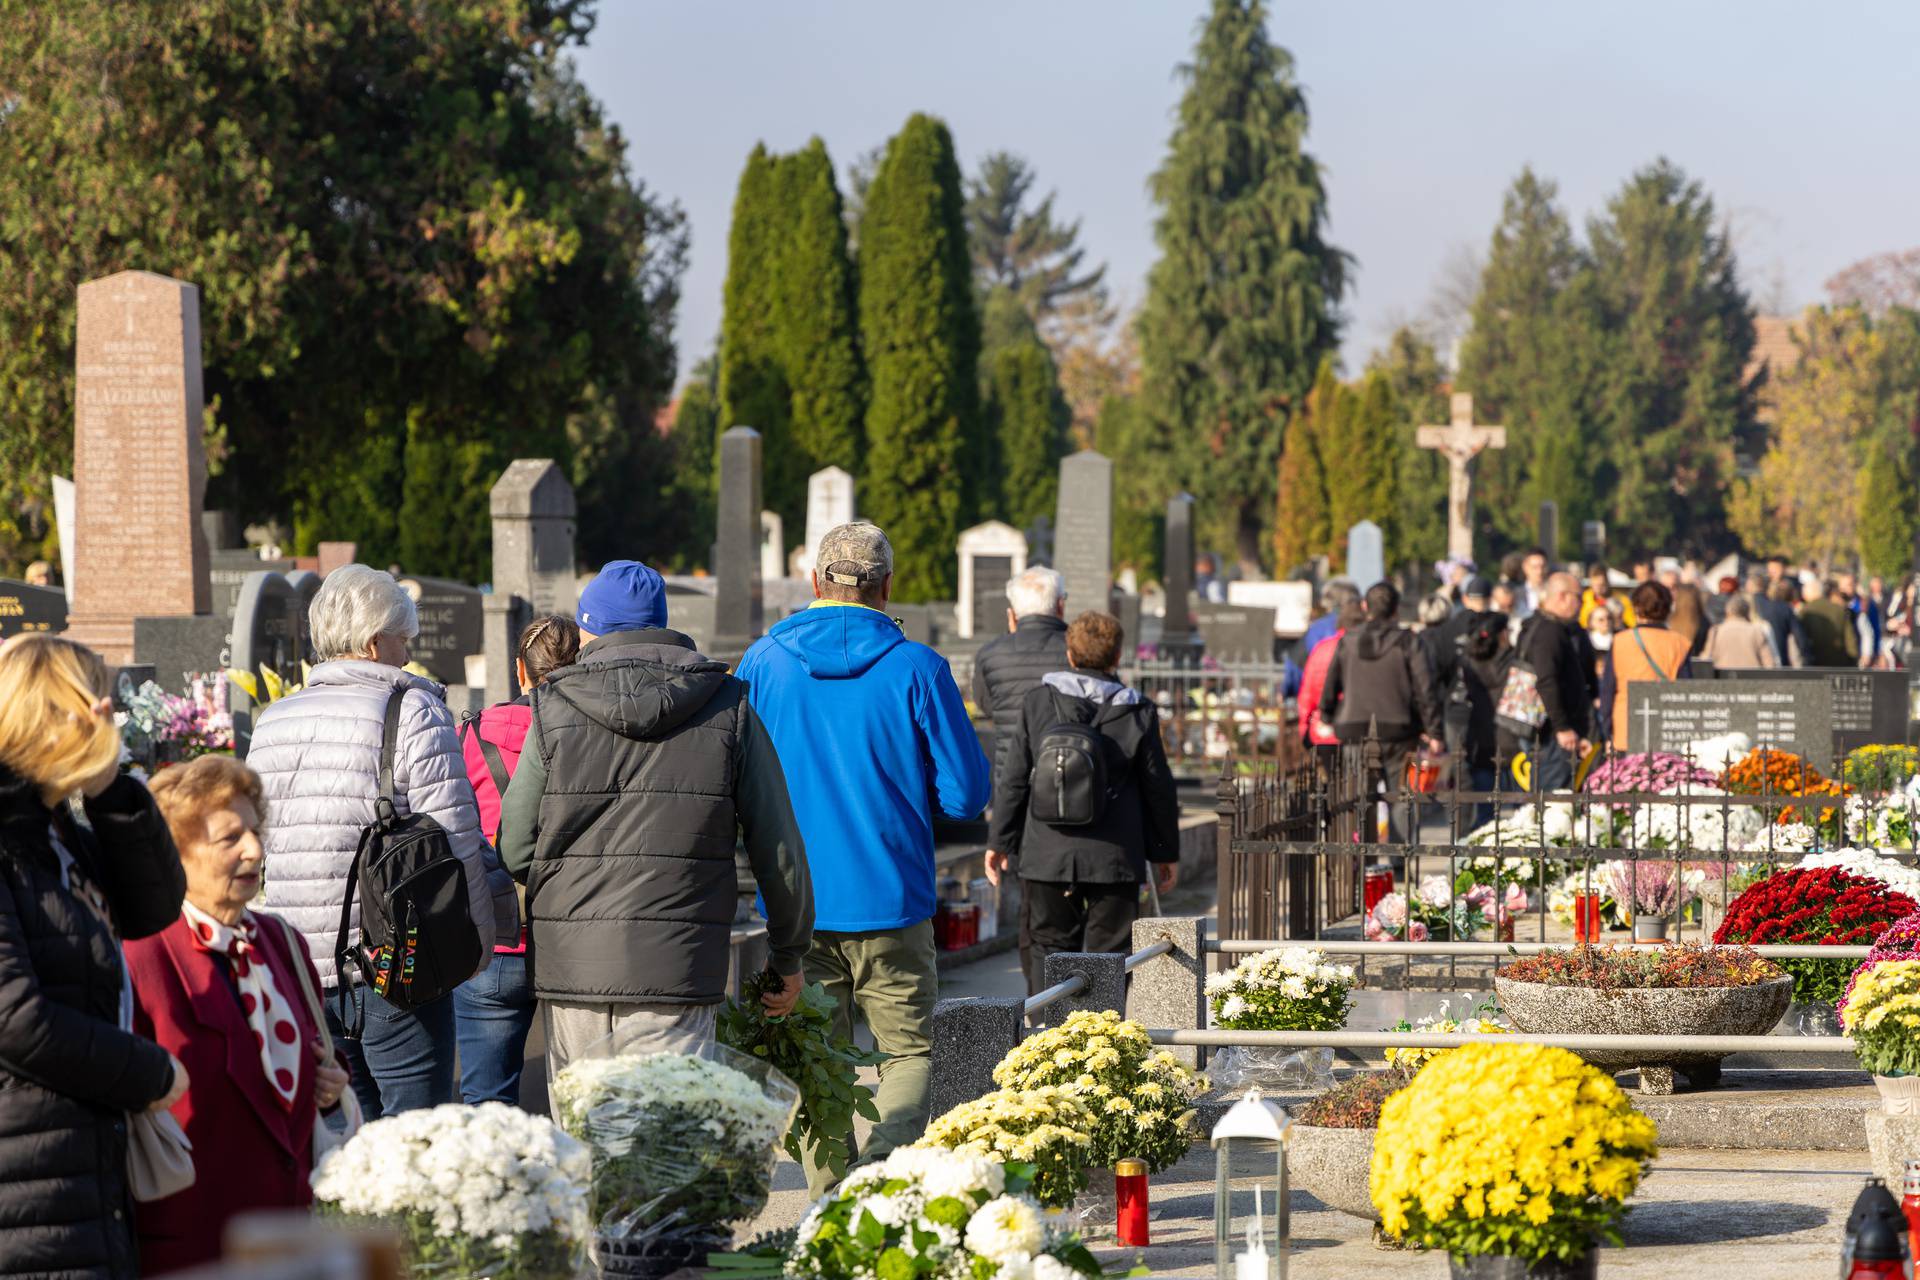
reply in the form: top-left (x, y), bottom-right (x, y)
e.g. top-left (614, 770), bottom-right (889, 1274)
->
top-left (1023, 973), bottom-right (1089, 1017)
top-left (1205, 938), bottom-right (1874, 961)
top-left (1147, 1029), bottom-right (1854, 1054)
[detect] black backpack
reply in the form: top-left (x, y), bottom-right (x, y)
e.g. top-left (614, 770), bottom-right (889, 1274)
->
top-left (1030, 690), bottom-right (1112, 827)
top-left (333, 688), bottom-right (483, 1037)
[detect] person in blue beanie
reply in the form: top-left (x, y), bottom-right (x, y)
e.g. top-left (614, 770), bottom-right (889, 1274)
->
top-left (494, 559), bottom-right (813, 1091)
top-left (735, 522), bottom-right (990, 1194)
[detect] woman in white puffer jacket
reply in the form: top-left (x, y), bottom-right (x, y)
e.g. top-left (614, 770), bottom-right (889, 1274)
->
top-left (248, 564), bottom-right (517, 1119)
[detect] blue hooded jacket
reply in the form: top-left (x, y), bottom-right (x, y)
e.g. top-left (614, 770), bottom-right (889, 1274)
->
top-left (736, 604), bottom-right (991, 932)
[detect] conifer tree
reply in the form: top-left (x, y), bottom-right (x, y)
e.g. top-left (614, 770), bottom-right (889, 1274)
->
top-left (1323, 370), bottom-right (1403, 567)
top-left (858, 113), bottom-right (981, 601)
top-left (1273, 361), bottom-right (1337, 572)
top-left (986, 338), bottom-right (1070, 531)
top-left (717, 145), bottom-right (791, 504)
top-left (1367, 328), bottom-right (1448, 564)
top-left (1139, 0), bottom-right (1350, 572)
top-left (1094, 393), bottom-right (1166, 580)
top-left (665, 360), bottom-right (720, 569)
top-left (966, 152), bottom-right (1108, 333)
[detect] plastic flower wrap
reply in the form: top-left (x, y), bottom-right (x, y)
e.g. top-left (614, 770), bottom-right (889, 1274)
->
top-left (550, 1040), bottom-right (796, 1271)
top-left (1845, 793), bottom-right (1919, 851)
top-left (1206, 945), bottom-right (1356, 1031)
top-left (1840, 959), bottom-right (1920, 1077)
top-left (1380, 1000), bottom-right (1511, 1073)
top-left (1714, 866), bottom-right (1918, 1006)
top-left (916, 1087), bottom-right (1095, 1209)
top-left (1582, 751), bottom-right (1722, 797)
top-left (311, 1102), bottom-right (588, 1279)
top-left (990, 1009), bottom-right (1201, 1173)
top-left (1370, 1043), bottom-right (1658, 1265)
top-left (768, 1147), bottom-right (1105, 1280)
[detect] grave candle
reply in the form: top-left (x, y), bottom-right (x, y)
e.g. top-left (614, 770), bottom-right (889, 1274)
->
top-left (1234, 1186), bottom-right (1268, 1280)
top-left (1115, 1157), bottom-right (1149, 1246)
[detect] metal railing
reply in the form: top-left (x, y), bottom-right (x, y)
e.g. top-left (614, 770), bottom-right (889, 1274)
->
top-left (1147, 1029), bottom-right (1856, 1054)
top-left (1024, 975), bottom-right (1088, 1017)
top-left (1209, 937), bottom-right (1875, 961)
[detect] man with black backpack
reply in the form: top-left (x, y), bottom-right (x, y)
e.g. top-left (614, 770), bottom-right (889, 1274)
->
top-left (991, 611), bottom-right (1180, 994)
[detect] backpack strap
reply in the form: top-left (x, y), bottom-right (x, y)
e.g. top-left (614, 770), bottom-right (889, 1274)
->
top-left (333, 686), bottom-right (408, 1040)
top-left (375, 686), bottom-right (407, 821)
top-left (461, 715), bottom-right (511, 799)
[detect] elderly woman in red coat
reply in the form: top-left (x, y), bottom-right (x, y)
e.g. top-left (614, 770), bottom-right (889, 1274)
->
top-left (126, 756), bottom-right (350, 1275)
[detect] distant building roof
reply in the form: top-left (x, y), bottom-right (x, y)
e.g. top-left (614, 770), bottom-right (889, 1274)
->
top-left (1745, 314), bottom-right (1802, 389)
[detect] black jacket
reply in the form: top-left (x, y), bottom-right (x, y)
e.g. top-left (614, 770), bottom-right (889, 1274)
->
top-left (0, 768), bottom-right (183, 1280)
top-left (521, 629), bottom-right (810, 1004)
top-left (1321, 622), bottom-right (1442, 745)
top-left (972, 614), bottom-right (1069, 779)
top-left (990, 671), bottom-right (1180, 885)
top-left (1517, 612), bottom-right (1595, 739)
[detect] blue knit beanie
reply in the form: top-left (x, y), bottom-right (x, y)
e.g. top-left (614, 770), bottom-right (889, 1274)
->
top-left (576, 560), bottom-right (667, 634)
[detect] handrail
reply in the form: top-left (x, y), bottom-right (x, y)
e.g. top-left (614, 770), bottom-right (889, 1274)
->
top-left (1024, 974), bottom-right (1087, 1015)
top-left (1146, 1028), bottom-right (1856, 1054)
top-left (1208, 939), bottom-right (1875, 960)
top-left (1124, 939), bottom-right (1174, 972)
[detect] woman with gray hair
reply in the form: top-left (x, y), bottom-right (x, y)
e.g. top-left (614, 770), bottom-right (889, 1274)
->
top-left (247, 564), bottom-right (516, 1119)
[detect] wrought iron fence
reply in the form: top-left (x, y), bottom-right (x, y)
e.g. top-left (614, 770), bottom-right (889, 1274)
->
top-left (1120, 659), bottom-right (1297, 773)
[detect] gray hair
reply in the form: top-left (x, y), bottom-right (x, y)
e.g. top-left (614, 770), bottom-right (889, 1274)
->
top-left (1005, 567), bottom-right (1065, 618)
top-left (1726, 595), bottom-right (1752, 621)
top-left (1320, 579), bottom-right (1359, 611)
top-left (309, 564), bottom-right (419, 662)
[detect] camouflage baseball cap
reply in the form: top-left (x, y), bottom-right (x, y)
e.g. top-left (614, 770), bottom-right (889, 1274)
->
top-left (816, 521), bottom-right (893, 587)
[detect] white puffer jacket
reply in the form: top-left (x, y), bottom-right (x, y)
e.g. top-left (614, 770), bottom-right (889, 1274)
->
top-left (248, 659), bottom-right (518, 987)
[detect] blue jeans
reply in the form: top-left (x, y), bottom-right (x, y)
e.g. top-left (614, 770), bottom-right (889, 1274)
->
top-left (454, 952), bottom-right (537, 1105)
top-left (325, 984), bottom-right (458, 1120)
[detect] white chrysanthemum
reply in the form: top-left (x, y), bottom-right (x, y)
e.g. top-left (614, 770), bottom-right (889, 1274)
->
top-left (964, 1195), bottom-right (1044, 1261)
top-left (1796, 849), bottom-right (1920, 900)
top-left (1033, 1255), bottom-right (1078, 1280)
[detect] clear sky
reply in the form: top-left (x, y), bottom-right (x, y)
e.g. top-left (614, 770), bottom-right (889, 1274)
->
top-left (571, 1), bottom-right (1920, 386)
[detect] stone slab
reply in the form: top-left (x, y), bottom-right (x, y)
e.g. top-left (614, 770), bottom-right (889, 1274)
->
top-left (1036, 952), bottom-right (1126, 1029)
top-left (1629, 678), bottom-right (1836, 770)
top-left (132, 614), bottom-right (231, 693)
top-left (714, 427), bottom-right (764, 647)
top-left (1161, 494), bottom-right (1196, 649)
top-left (928, 996), bottom-right (1023, 1121)
top-left (1718, 667), bottom-right (1910, 762)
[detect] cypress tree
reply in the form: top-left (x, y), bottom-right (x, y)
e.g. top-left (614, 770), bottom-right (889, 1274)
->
top-left (1367, 328), bottom-right (1448, 564)
top-left (986, 337), bottom-right (1069, 531)
top-left (1094, 393), bottom-right (1167, 581)
top-left (666, 361), bottom-right (720, 569)
top-left (1273, 361), bottom-right (1337, 572)
top-left (858, 113), bottom-right (981, 601)
top-left (1139, 0), bottom-right (1350, 573)
top-left (1323, 370), bottom-right (1403, 567)
top-left (717, 145), bottom-right (792, 506)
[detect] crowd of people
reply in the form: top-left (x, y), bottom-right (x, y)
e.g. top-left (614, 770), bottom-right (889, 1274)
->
top-left (0, 519), bottom-right (1188, 1278)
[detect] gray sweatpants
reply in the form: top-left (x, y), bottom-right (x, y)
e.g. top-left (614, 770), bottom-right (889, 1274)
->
top-left (542, 999), bottom-right (717, 1116)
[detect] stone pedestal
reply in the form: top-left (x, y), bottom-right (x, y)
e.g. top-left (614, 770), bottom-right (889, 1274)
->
top-left (489, 459), bottom-right (577, 620)
top-left (1035, 952), bottom-right (1127, 1029)
top-left (929, 996), bottom-right (1025, 1119)
top-left (1126, 915), bottom-right (1210, 1068)
top-left (482, 593), bottom-right (531, 706)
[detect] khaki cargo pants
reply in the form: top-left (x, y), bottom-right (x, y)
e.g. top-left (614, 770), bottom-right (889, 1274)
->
top-left (803, 920), bottom-right (938, 1197)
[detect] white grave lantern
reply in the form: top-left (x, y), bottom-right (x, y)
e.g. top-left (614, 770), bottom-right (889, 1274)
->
top-left (1211, 1087), bottom-right (1289, 1280)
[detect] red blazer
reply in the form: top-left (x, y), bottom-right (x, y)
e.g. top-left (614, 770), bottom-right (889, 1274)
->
top-left (126, 910), bottom-right (327, 1276)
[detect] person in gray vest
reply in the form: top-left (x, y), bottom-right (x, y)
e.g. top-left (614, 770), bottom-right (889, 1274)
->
top-left (495, 560), bottom-right (812, 1081)
top-left (973, 567), bottom-right (1068, 994)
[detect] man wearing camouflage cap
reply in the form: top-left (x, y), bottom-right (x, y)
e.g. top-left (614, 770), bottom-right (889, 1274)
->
top-left (736, 522), bottom-right (990, 1193)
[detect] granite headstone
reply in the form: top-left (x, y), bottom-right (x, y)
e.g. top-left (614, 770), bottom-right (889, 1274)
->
top-left (1192, 603), bottom-right (1278, 663)
top-left (1539, 500), bottom-right (1560, 564)
top-left (794, 465), bottom-right (855, 581)
top-left (211, 550), bottom-right (294, 620)
top-left (1628, 679), bottom-right (1836, 770)
top-left (489, 459), bottom-right (578, 620)
top-left (1346, 520), bottom-right (1384, 592)
top-left (0, 581), bottom-right (68, 639)
top-left (956, 521), bottom-right (1028, 640)
top-left (1719, 668), bottom-right (1910, 762)
top-left (1053, 450), bottom-right (1112, 620)
top-left (397, 575), bottom-right (483, 685)
top-left (713, 427), bottom-right (764, 654)
top-left (1161, 493), bottom-right (1197, 651)
top-left (229, 570), bottom-right (300, 752)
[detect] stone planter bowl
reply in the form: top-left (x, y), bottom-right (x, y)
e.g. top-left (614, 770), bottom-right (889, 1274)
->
top-left (1283, 1119), bottom-right (1377, 1221)
top-left (1493, 974), bottom-right (1794, 1094)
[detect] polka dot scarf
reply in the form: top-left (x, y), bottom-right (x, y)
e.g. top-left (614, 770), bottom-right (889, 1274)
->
top-left (181, 900), bottom-right (301, 1109)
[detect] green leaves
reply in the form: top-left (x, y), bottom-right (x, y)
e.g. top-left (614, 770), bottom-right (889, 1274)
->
top-left (717, 969), bottom-right (887, 1181)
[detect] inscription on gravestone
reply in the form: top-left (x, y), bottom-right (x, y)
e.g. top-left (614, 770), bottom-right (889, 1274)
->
top-left (65, 271), bottom-right (213, 664)
top-left (1053, 450), bottom-right (1112, 620)
top-left (0, 581), bottom-right (68, 638)
top-left (1720, 668), bottom-right (1909, 761)
top-left (1629, 680), bottom-right (1836, 771)
top-left (397, 576), bottom-right (483, 685)
top-left (210, 550), bottom-right (294, 620)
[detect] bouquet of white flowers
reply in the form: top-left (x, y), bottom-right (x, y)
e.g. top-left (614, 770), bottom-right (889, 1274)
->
top-left (1206, 945), bottom-right (1355, 1031)
top-left (550, 1040), bottom-right (797, 1276)
top-left (1796, 848), bottom-right (1920, 901)
top-left (717, 1147), bottom-right (1105, 1280)
top-left (310, 1102), bottom-right (588, 1280)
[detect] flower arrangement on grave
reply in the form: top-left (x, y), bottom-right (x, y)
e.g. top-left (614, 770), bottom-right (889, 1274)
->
top-left (1370, 1042), bottom-right (1659, 1267)
top-left (1380, 1000), bottom-right (1511, 1073)
top-left (117, 677), bottom-right (231, 767)
top-left (1725, 747), bottom-right (1830, 796)
top-left (1741, 820), bottom-right (1822, 859)
top-left (717, 970), bottom-right (886, 1183)
top-left (1797, 849), bottom-right (1920, 901)
top-left (1840, 959), bottom-right (1920, 1080)
top-left (549, 1046), bottom-right (795, 1265)
top-left (1840, 914), bottom-right (1920, 1018)
top-left (1462, 801), bottom-right (1618, 850)
top-left (1714, 866), bottom-right (1918, 1006)
top-left (1205, 945), bottom-right (1356, 1031)
top-left (1844, 792), bottom-right (1919, 851)
top-left (1846, 745), bottom-right (1920, 793)
top-left (1601, 860), bottom-right (1679, 922)
top-left (916, 1087), bottom-right (1095, 1210)
top-left (1582, 751), bottom-right (1722, 797)
top-left (310, 1102), bottom-right (589, 1280)
top-left (1777, 778), bottom-right (1850, 838)
top-left (990, 1009), bottom-right (1201, 1173)
top-left (729, 1147), bottom-right (1107, 1280)
top-left (1363, 892), bottom-right (1426, 942)
top-left (1686, 731), bottom-right (1755, 777)
top-left (1613, 789), bottom-right (1765, 853)
top-left (224, 662), bottom-right (302, 707)
top-left (1295, 1071), bottom-right (1409, 1128)
top-left (1500, 943), bottom-right (1782, 991)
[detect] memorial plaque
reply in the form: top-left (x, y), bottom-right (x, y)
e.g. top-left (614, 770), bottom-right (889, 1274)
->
top-left (0, 580), bottom-right (68, 638)
top-left (1053, 450), bottom-right (1113, 620)
top-left (795, 466), bottom-right (855, 580)
top-left (1720, 668), bottom-right (1910, 760)
top-left (1192, 603), bottom-right (1278, 663)
top-left (397, 575), bottom-right (483, 685)
top-left (1161, 493), bottom-right (1196, 650)
top-left (489, 458), bottom-right (578, 619)
top-left (1628, 679), bottom-right (1835, 770)
top-left (955, 521), bottom-right (1028, 640)
top-left (1346, 520), bottom-right (1384, 592)
top-left (713, 427), bottom-right (764, 652)
top-left (65, 271), bottom-right (214, 663)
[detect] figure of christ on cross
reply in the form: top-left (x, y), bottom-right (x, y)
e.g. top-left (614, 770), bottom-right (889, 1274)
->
top-left (1416, 393), bottom-right (1507, 563)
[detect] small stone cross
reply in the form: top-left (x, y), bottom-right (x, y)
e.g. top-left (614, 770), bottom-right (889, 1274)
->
top-left (1635, 701), bottom-right (1662, 754)
top-left (1416, 393), bottom-right (1506, 562)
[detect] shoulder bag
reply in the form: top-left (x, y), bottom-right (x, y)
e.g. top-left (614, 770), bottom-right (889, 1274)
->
top-left (128, 1106), bottom-right (194, 1202)
top-left (1494, 617), bottom-right (1550, 739)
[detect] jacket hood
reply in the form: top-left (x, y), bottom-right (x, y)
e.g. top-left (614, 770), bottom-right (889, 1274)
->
top-left (306, 658), bottom-right (445, 697)
top-left (1042, 669), bottom-right (1144, 706)
top-left (767, 604), bottom-right (907, 679)
top-left (1355, 620), bottom-right (1405, 662)
top-left (539, 628), bottom-right (729, 740)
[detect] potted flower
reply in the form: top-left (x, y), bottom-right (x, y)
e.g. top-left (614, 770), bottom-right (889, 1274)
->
top-left (1841, 913), bottom-right (1920, 1018)
top-left (1381, 1003), bottom-right (1512, 1076)
top-left (1205, 944), bottom-right (1356, 1091)
top-left (1285, 1072), bottom-right (1407, 1224)
top-left (1713, 866), bottom-right (1917, 1019)
top-left (312, 1102), bottom-right (589, 1279)
top-left (1842, 959), bottom-right (1920, 1113)
top-left (1582, 751), bottom-right (1721, 797)
top-left (916, 1086), bottom-right (1096, 1210)
top-left (1495, 944), bottom-right (1790, 1094)
top-left (1371, 1042), bottom-right (1659, 1278)
top-left (1601, 862), bottom-right (1679, 942)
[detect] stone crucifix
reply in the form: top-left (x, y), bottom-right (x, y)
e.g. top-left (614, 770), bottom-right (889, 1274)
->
top-left (1416, 392), bottom-right (1506, 563)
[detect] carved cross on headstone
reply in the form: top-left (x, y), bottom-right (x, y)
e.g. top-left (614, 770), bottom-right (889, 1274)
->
top-left (1416, 392), bottom-right (1506, 562)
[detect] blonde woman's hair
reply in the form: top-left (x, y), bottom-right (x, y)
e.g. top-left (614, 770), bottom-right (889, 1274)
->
top-left (0, 635), bottom-right (118, 807)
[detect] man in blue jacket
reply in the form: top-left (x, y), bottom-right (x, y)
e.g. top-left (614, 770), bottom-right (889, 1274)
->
top-left (736, 521), bottom-right (990, 1193)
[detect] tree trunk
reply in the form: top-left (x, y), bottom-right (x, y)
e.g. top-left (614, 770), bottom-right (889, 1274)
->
top-left (1234, 503), bottom-right (1266, 579)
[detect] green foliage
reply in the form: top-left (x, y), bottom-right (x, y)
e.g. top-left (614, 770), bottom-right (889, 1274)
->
top-left (1272, 362), bottom-right (1334, 572)
top-left (1273, 361), bottom-right (1405, 572)
top-left (1858, 444), bottom-right (1915, 579)
top-left (858, 114), bottom-right (981, 601)
top-left (1138, 0), bottom-right (1350, 570)
top-left (717, 971), bottom-right (885, 1184)
top-left (718, 139), bottom-right (866, 536)
top-left (984, 337), bottom-right (1069, 531)
top-left (647, 360), bottom-right (720, 571)
top-left (965, 152), bottom-right (1108, 334)
top-left (1367, 328), bottom-right (1449, 565)
top-left (1093, 394), bottom-right (1165, 579)
top-left (1295, 1072), bottom-right (1408, 1130)
top-left (0, 1), bottom-right (685, 581)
